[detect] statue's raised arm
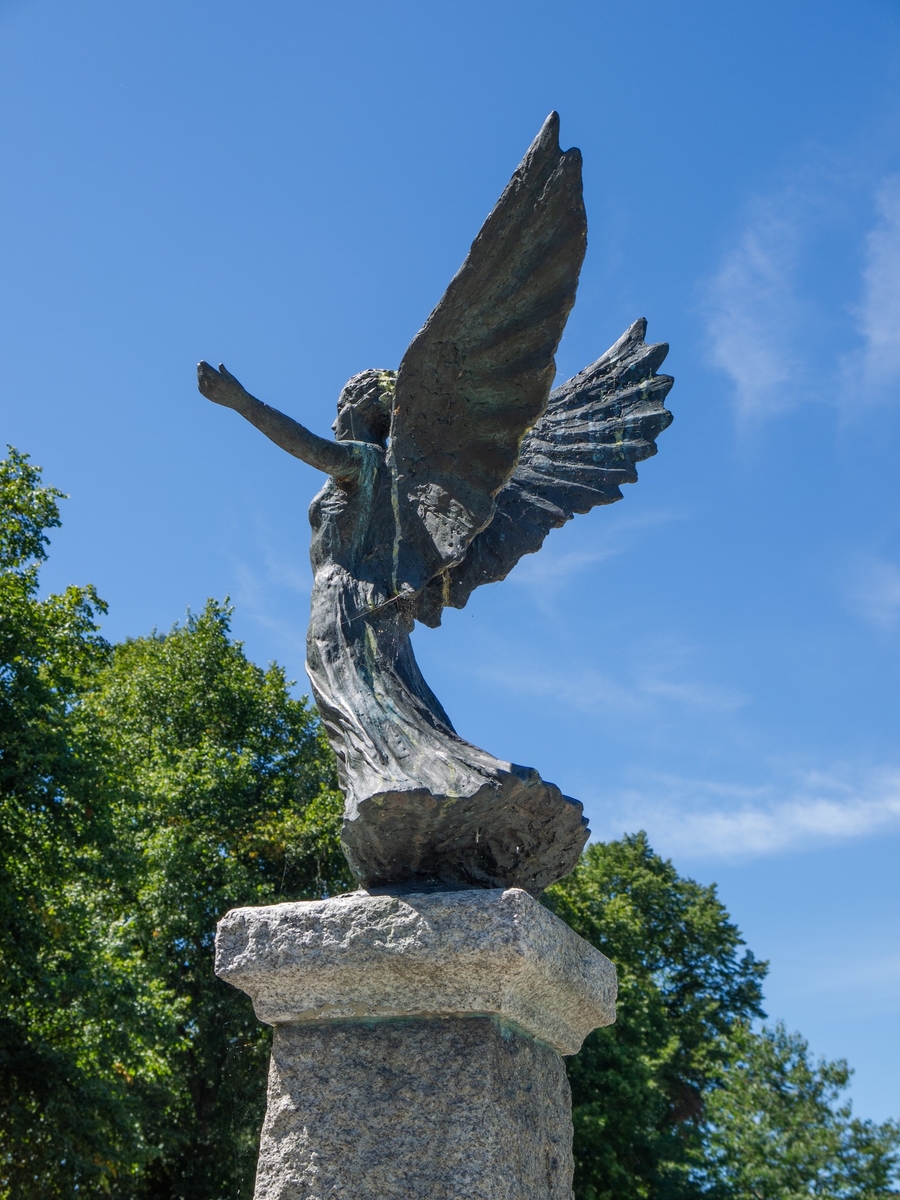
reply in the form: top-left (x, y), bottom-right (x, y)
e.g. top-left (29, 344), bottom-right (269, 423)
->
top-left (197, 360), bottom-right (359, 479)
top-left (199, 114), bottom-right (673, 898)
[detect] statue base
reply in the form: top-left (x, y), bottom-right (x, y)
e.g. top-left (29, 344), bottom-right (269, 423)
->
top-left (215, 887), bottom-right (617, 1200)
top-left (340, 768), bottom-right (590, 896)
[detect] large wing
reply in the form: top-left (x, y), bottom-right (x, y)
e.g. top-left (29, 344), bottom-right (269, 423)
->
top-left (386, 112), bottom-right (586, 595)
top-left (413, 319), bottom-right (674, 627)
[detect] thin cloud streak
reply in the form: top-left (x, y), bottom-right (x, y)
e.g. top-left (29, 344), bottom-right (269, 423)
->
top-left (507, 509), bottom-right (684, 610)
top-left (852, 174), bottom-right (900, 394)
top-left (704, 165), bottom-right (900, 423)
top-left (231, 534), bottom-right (312, 663)
top-left (845, 553), bottom-right (900, 629)
top-left (705, 196), bottom-right (808, 423)
top-left (470, 657), bottom-right (745, 719)
top-left (792, 951), bottom-right (900, 995)
top-left (594, 766), bottom-right (900, 859)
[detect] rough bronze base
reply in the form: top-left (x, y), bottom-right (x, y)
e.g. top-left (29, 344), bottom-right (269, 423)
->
top-left (340, 766), bottom-right (589, 896)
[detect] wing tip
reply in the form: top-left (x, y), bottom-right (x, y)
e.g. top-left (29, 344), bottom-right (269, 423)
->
top-left (616, 319), bottom-right (672, 367)
top-left (542, 111), bottom-right (561, 141)
top-left (528, 112), bottom-right (561, 162)
top-left (534, 111), bottom-right (581, 164)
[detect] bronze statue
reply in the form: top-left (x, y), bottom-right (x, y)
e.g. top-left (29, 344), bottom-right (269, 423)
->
top-left (198, 114), bottom-right (673, 895)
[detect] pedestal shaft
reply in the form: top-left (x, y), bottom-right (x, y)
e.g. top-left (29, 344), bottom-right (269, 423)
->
top-left (255, 1016), bottom-right (573, 1200)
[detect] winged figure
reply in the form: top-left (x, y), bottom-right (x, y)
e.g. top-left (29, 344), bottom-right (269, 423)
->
top-left (198, 113), bottom-right (673, 895)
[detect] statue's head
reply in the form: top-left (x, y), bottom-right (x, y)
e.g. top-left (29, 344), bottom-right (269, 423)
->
top-left (332, 369), bottom-right (395, 445)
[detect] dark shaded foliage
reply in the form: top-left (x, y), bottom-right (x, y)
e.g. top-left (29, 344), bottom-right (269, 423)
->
top-left (0, 449), bottom-right (350, 1199)
top-left (547, 837), bottom-right (899, 1200)
top-left (547, 834), bottom-right (767, 1200)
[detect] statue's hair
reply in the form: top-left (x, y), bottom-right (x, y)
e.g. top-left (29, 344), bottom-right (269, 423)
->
top-left (337, 369), bottom-right (395, 441)
top-left (337, 369), bottom-right (396, 409)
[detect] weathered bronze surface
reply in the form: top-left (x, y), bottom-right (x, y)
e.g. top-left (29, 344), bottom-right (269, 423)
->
top-left (198, 114), bottom-right (673, 895)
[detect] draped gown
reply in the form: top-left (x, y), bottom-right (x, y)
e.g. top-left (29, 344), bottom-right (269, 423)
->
top-left (305, 441), bottom-right (590, 894)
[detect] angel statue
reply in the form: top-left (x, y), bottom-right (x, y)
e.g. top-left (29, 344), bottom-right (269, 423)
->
top-left (197, 113), bottom-right (673, 896)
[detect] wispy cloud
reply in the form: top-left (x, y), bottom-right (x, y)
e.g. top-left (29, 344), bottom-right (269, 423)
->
top-left (231, 532), bottom-right (311, 659)
top-left (773, 945), bottom-right (900, 1016)
top-left (469, 654), bottom-right (745, 720)
top-left (593, 765), bottom-right (900, 859)
top-left (705, 194), bottom-right (810, 423)
top-left (507, 509), bottom-right (683, 610)
top-left (844, 553), bottom-right (900, 629)
top-left (703, 162), bottom-right (900, 424)
top-left (846, 174), bottom-right (900, 397)
top-left (790, 950), bottom-right (900, 997)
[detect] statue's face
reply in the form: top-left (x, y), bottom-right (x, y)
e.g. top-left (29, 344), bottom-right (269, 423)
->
top-left (332, 375), bottom-right (393, 445)
top-left (332, 401), bottom-right (382, 443)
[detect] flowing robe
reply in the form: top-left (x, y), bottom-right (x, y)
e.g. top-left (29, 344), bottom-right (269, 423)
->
top-left (304, 442), bottom-right (588, 894)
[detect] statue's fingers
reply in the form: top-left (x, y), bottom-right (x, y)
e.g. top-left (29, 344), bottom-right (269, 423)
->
top-left (197, 361), bottom-right (221, 395)
top-left (218, 362), bottom-right (240, 384)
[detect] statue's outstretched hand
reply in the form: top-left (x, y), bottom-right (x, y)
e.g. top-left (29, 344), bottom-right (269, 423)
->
top-left (197, 361), bottom-right (249, 410)
top-left (198, 358), bottom-right (355, 475)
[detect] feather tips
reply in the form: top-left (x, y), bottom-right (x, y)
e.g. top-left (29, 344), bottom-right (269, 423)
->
top-left (413, 319), bottom-right (674, 627)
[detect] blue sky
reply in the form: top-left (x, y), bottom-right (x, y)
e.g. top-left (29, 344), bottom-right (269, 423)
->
top-left (2, 0), bottom-right (899, 1120)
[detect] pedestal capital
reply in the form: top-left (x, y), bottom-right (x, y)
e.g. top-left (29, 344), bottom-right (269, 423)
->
top-left (215, 887), bottom-right (616, 1055)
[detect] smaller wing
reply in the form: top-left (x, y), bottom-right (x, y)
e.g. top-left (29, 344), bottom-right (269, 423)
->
top-left (414, 319), bottom-right (673, 627)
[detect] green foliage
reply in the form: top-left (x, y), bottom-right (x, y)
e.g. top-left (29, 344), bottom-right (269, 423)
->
top-left (87, 600), bottom-right (352, 1198)
top-left (0, 447), bottom-right (349, 1199)
top-left (546, 834), bottom-right (768, 1200)
top-left (0, 444), bottom-right (65, 569)
top-left (0, 448), bottom-right (134, 1197)
top-left (547, 838), bottom-right (899, 1200)
top-left (697, 1022), bottom-right (900, 1200)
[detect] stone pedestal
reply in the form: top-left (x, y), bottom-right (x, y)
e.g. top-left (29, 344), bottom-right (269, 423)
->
top-left (215, 887), bottom-right (616, 1200)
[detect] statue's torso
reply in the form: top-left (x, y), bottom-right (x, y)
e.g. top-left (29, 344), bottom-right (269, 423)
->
top-left (308, 443), bottom-right (397, 607)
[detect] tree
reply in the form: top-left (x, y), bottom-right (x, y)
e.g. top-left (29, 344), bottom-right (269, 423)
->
top-left (546, 838), bottom-right (899, 1200)
top-left (546, 834), bottom-right (768, 1200)
top-left (0, 447), bottom-right (350, 1199)
top-left (0, 447), bottom-right (148, 1197)
top-left (3, 446), bottom-right (897, 1200)
top-left (87, 600), bottom-right (352, 1198)
top-left (697, 1022), bottom-right (900, 1200)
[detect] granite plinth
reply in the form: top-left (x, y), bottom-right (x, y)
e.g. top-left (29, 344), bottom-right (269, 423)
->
top-left (255, 1016), bottom-right (573, 1200)
top-left (215, 887), bottom-right (617, 1200)
top-left (215, 886), bottom-right (616, 1056)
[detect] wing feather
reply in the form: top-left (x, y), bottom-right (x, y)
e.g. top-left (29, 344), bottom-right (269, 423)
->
top-left (413, 318), bottom-right (674, 627)
top-left (386, 112), bottom-right (587, 595)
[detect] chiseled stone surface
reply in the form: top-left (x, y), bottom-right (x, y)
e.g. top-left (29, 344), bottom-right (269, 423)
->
top-left (254, 1015), bottom-right (574, 1200)
top-left (215, 886), bottom-right (616, 1055)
